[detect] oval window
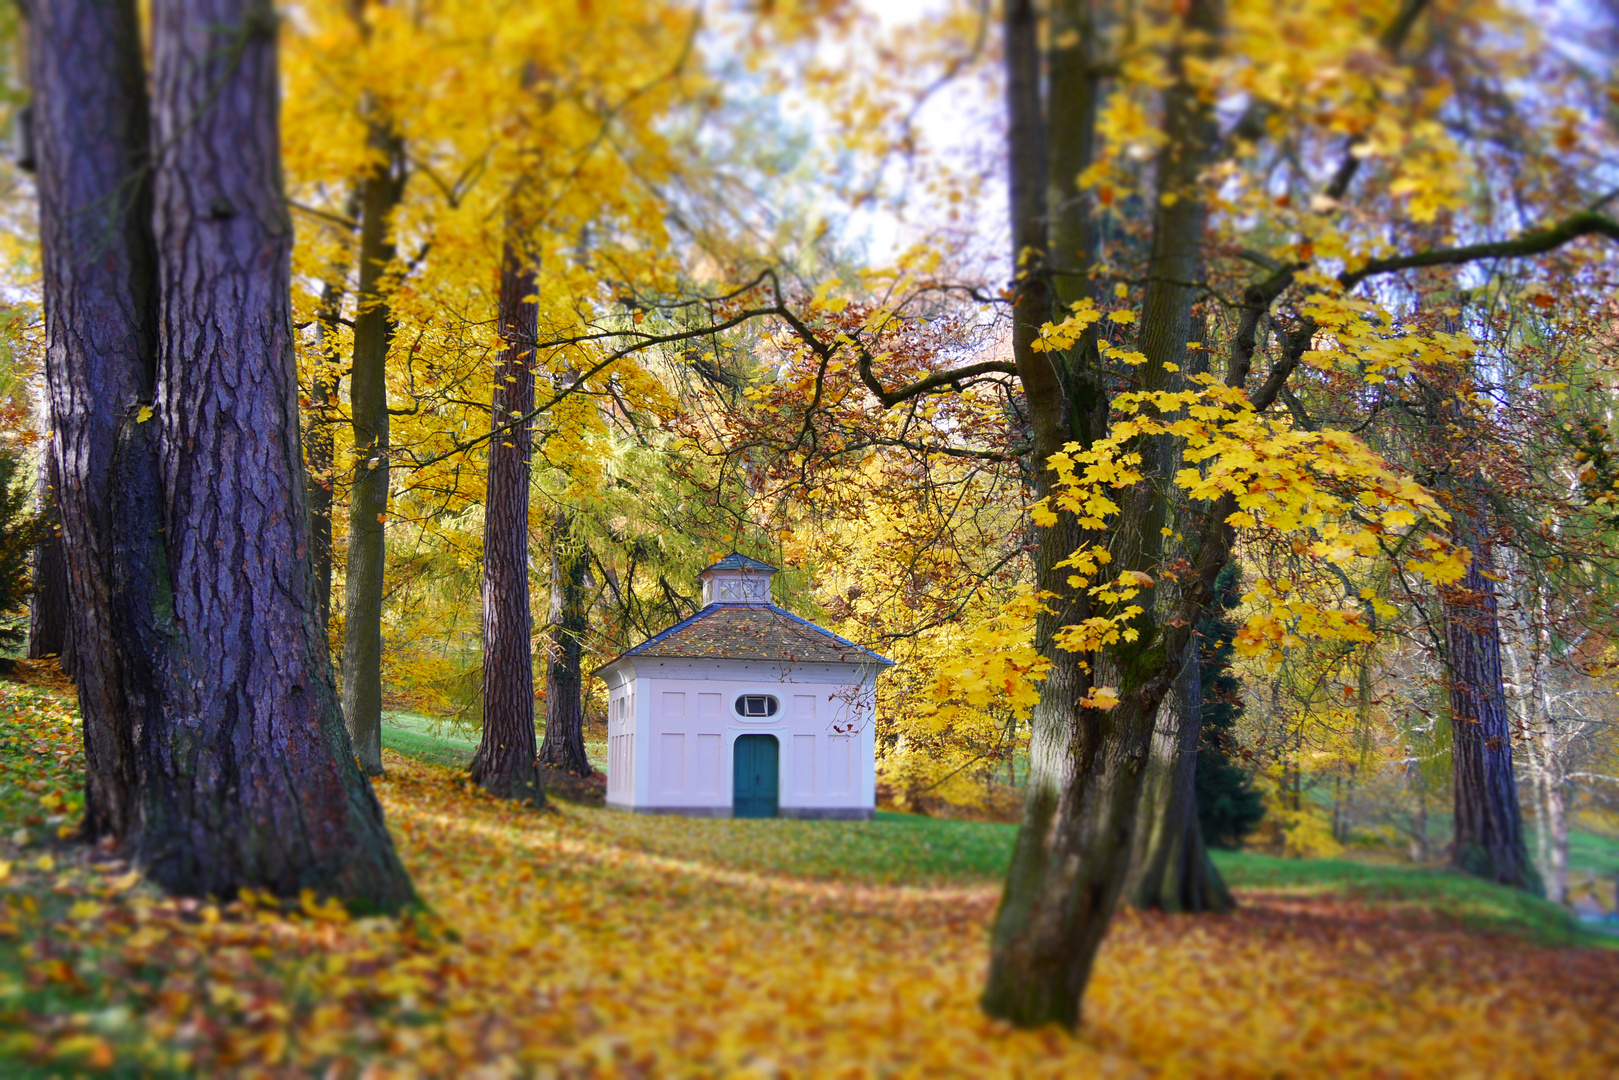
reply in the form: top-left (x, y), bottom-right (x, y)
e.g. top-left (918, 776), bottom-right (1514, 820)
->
top-left (736, 694), bottom-right (780, 718)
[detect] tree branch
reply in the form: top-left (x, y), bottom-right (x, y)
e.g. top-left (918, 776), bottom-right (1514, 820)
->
top-left (1340, 211), bottom-right (1619, 288)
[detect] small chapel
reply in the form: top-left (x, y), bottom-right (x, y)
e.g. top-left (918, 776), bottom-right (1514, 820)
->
top-left (596, 554), bottom-right (891, 819)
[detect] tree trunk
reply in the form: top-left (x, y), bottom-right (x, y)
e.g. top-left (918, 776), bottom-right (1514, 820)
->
top-left (1125, 635), bottom-right (1233, 912)
top-left (306, 279), bottom-right (343, 635)
top-left (1441, 504), bottom-right (1538, 892)
top-left (28, 456), bottom-right (72, 670)
top-left (471, 240), bottom-right (543, 804)
top-left (982, 0), bottom-right (1222, 1029)
top-left (1545, 771), bottom-right (1568, 906)
top-left (341, 123), bottom-right (405, 777)
top-left (27, 0), bottom-right (154, 843)
top-left (1408, 759), bottom-right (1430, 862)
top-left (539, 509), bottom-right (593, 777)
top-left (134, 0), bottom-right (415, 909)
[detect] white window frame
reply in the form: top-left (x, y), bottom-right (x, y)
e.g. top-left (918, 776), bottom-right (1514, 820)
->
top-left (732, 692), bottom-right (782, 722)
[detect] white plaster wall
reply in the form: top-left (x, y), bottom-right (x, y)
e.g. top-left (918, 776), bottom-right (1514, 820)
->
top-left (597, 656), bottom-right (881, 816)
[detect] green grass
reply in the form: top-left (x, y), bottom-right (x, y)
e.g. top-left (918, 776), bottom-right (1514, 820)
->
top-left (1212, 849), bottom-right (1616, 947)
top-left (551, 804), bottom-right (1020, 886)
top-left (1568, 828), bottom-right (1619, 876)
top-left (380, 710), bottom-right (607, 772)
top-left (381, 711), bottom-right (479, 769)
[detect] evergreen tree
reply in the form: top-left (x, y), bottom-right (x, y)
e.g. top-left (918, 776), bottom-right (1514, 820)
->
top-left (1195, 565), bottom-right (1266, 849)
top-left (0, 450), bottom-right (37, 651)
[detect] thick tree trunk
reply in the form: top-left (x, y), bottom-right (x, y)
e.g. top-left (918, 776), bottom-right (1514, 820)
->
top-left (341, 124), bottom-right (405, 777)
top-left (1126, 635), bottom-right (1233, 912)
top-left (135, 0), bottom-right (415, 908)
top-left (982, 0), bottom-right (1221, 1029)
top-left (471, 241), bottom-right (543, 804)
top-left (1441, 504), bottom-right (1537, 891)
top-left (27, 0), bottom-right (153, 843)
top-left (28, 456), bottom-right (72, 670)
top-left (539, 510), bottom-right (593, 777)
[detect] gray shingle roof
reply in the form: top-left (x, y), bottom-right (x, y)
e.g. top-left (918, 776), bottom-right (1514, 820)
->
top-left (617, 604), bottom-right (892, 667)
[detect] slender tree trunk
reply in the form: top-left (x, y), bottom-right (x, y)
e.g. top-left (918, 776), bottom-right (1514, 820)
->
top-left (1546, 770), bottom-right (1568, 905)
top-left (1441, 504), bottom-right (1537, 891)
top-left (1126, 635), bottom-right (1233, 912)
top-left (306, 279), bottom-right (344, 634)
top-left (341, 124), bottom-right (405, 777)
top-left (28, 456), bottom-right (72, 670)
top-left (1045, 0), bottom-right (1108, 447)
top-left (982, 0), bottom-right (1223, 1028)
top-left (471, 241), bottom-right (543, 804)
top-left (539, 510), bottom-right (593, 777)
top-left (27, 0), bottom-right (153, 843)
top-left (1408, 758), bottom-right (1430, 862)
top-left (132, 0), bottom-right (415, 908)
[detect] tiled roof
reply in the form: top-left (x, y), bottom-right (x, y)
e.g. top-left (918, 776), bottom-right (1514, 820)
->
top-left (699, 553), bottom-right (779, 574)
top-left (617, 604), bottom-right (892, 667)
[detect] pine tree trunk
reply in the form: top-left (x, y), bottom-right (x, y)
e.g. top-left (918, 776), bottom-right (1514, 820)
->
top-left (1441, 503), bottom-right (1537, 891)
top-left (471, 241), bottom-right (542, 804)
top-left (27, 0), bottom-right (153, 843)
top-left (28, 456), bottom-right (72, 670)
top-left (1125, 635), bottom-right (1233, 913)
top-left (133, 0), bottom-right (415, 908)
top-left (341, 124), bottom-right (404, 777)
top-left (539, 510), bottom-right (592, 777)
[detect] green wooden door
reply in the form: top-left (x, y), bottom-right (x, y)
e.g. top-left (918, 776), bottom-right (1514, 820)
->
top-left (732, 734), bottom-right (779, 819)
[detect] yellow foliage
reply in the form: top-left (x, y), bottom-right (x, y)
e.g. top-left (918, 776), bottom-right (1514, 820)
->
top-left (1038, 374), bottom-right (1464, 664)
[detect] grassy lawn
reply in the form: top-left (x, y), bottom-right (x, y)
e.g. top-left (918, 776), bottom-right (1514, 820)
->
top-left (380, 714), bottom-right (1615, 945)
top-left (1213, 850), bottom-right (1614, 947)
top-left (1569, 828), bottom-right (1619, 876)
top-left (381, 710), bottom-right (607, 772)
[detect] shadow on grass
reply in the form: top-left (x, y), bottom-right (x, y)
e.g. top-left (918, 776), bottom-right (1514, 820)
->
top-left (378, 710), bottom-right (1617, 948)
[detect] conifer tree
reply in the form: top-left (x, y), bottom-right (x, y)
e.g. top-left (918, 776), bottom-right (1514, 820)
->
top-left (1194, 566), bottom-right (1265, 850)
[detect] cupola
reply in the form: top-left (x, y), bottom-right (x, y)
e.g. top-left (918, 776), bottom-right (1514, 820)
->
top-left (699, 552), bottom-right (777, 606)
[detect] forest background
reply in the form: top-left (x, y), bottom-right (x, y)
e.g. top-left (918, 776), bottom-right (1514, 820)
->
top-left (0, 0), bottom-right (1614, 1065)
top-left (0, 0), bottom-right (1618, 912)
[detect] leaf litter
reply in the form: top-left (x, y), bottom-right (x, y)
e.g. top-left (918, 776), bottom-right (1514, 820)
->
top-left (0, 681), bottom-right (1614, 1076)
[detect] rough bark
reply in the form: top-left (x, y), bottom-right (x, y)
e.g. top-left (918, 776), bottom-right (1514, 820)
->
top-left (1125, 635), bottom-right (1233, 912)
top-left (28, 456), bottom-right (72, 670)
top-left (981, 0), bottom-right (1222, 1028)
top-left (471, 240), bottom-right (543, 804)
top-left (1441, 502), bottom-right (1537, 891)
top-left (27, 0), bottom-right (153, 843)
top-left (135, 0), bottom-right (415, 908)
top-left (341, 123), bottom-right (405, 777)
top-left (539, 510), bottom-right (593, 777)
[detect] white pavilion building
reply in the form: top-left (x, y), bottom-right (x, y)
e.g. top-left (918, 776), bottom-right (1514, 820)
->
top-left (596, 554), bottom-right (892, 819)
